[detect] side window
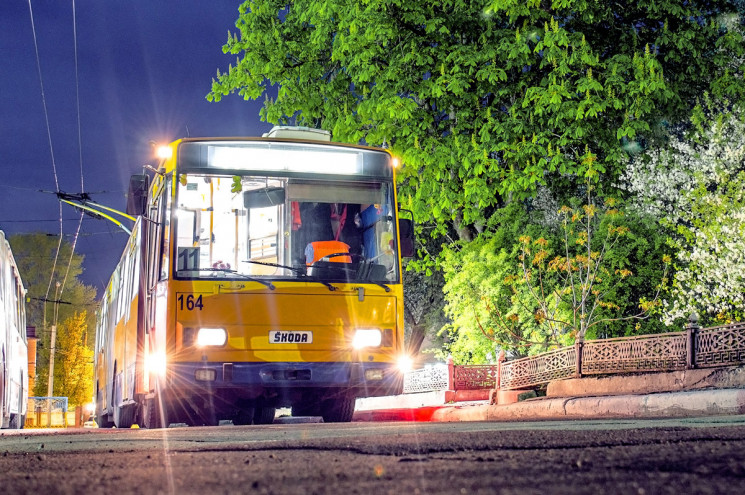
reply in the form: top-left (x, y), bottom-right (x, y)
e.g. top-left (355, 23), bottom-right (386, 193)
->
top-left (160, 178), bottom-right (172, 281)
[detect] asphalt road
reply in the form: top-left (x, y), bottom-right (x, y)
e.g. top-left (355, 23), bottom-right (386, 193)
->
top-left (3, 416), bottom-right (745, 494)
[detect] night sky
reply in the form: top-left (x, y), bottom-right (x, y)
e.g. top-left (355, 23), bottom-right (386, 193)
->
top-left (0, 1), bottom-right (271, 294)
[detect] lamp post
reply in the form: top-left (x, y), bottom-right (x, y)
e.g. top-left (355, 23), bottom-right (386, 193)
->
top-left (46, 281), bottom-right (61, 427)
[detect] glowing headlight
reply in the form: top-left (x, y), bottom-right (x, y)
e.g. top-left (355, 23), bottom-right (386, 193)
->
top-left (146, 351), bottom-right (167, 377)
top-left (352, 329), bottom-right (382, 349)
top-left (397, 354), bottom-right (413, 373)
top-left (156, 145), bottom-right (172, 160)
top-left (197, 328), bottom-right (227, 346)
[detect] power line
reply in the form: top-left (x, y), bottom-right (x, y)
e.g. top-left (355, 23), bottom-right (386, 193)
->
top-left (0, 218), bottom-right (83, 223)
top-left (26, 0), bottom-right (60, 194)
top-left (73, 0), bottom-right (84, 194)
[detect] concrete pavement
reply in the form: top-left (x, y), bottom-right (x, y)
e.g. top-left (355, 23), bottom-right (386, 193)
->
top-left (353, 387), bottom-right (745, 423)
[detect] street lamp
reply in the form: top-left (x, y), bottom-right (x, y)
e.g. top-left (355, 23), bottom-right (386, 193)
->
top-left (46, 281), bottom-right (61, 427)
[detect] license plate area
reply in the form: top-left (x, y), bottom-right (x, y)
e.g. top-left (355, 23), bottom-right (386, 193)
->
top-left (269, 330), bottom-right (313, 344)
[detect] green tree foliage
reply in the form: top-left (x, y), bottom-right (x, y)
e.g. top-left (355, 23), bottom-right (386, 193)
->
top-left (440, 197), bottom-right (670, 362)
top-left (209, 0), bottom-right (744, 254)
top-left (9, 233), bottom-right (97, 398)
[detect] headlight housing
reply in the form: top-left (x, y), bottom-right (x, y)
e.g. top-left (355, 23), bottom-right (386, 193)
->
top-left (196, 327), bottom-right (227, 347)
top-left (352, 329), bottom-right (382, 349)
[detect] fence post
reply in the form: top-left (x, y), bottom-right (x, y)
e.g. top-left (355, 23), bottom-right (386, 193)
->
top-left (575, 341), bottom-right (584, 378)
top-left (447, 356), bottom-right (455, 391)
top-left (496, 350), bottom-right (505, 390)
top-left (686, 312), bottom-right (700, 369)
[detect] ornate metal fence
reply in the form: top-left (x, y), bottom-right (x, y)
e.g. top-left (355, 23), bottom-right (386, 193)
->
top-left (402, 362), bottom-right (500, 394)
top-left (582, 332), bottom-right (687, 374)
top-left (695, 323), bottom-right (745, 368)
top-left (499, 321), bottom-right (745, 390)
top-left (500, 346), bottom-right (577, 389)
top-left (403, 364), bottom-right (449, 394)
top-left (453, 364), bottom-right (498, 390)
top-left (400, 321), bottom-right (745, 394)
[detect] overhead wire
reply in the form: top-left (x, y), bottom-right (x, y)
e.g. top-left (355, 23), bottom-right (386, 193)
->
top-left (56, 0), bottom-right (88, 306)
top-left (27, 0), bottom-right (89, 331)
top-left (26, 0), bottom-right (64, 319)
top-left (73, 0), bottom-right (84, 193)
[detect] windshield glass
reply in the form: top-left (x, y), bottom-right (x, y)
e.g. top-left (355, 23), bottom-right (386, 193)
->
top-left (174, 174), bottom-right (400, 283)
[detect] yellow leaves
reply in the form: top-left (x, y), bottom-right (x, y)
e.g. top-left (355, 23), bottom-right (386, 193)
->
top-left (575, 231), bottom-right (588, 246)
top-left (582, 203), bottom-right (597, 218)
top-left (662, 254), bottom-right (672, 264)
top-left (615, 268), bottom-right (633, 278)
top-left (532, 249), bottom-right (548, 265)
top-left (639, 298), bottom-right (661, 312)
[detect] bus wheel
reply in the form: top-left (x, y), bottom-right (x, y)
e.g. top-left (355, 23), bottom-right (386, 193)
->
top-left (8, 372), bottom-right (23, 429)
top-left (113, 382), bottom-right (134, 428)
top-left (254, 406), bottom-right (276, 425)
top-left (232, 407), bottom-right (255, 426)
top-left (0, 352), bottom-right (6, 427)
top-left (95, 382), bottom-right (113, 428)
top-left (143, 397), bottom-right (164, 429)
top-left (319, 393), bottom-right (355, 423)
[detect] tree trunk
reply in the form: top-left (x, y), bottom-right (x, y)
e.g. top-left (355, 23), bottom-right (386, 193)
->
top-left (407, 324), bottom-right (427, 357)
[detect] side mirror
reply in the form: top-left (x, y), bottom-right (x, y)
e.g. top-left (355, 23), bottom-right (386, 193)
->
top-left (244, 187), bottom-right (286, 208)
top-left (126, 174), bottom-right (149, 216)
top-left (398, 218), bottom-right (415, 258)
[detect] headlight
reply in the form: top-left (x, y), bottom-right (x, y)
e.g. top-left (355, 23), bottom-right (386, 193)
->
top-left (352, 329), bottom-right (382, 349)
top-left (197, 328), bottom-right (227, 346)
top-left (146, 351), bottom-right (167, 377)
top-left (397, 354), bottom-right (413, 372)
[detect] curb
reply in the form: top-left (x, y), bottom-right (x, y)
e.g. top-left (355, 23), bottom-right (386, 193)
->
top-left (353, 388), bottom-right (745, 423)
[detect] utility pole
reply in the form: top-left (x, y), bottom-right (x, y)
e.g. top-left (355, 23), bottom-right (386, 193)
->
top-left (46, 281), bottom-right (61, 427)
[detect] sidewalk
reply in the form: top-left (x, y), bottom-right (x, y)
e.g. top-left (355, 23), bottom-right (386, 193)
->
top-left (353, 388), bottom-right (745, 422)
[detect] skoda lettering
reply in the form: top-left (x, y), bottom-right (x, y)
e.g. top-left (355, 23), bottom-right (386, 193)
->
top-left (270, 331), bottom-right (313, 344)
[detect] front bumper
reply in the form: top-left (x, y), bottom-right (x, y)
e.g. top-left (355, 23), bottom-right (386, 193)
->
top-left (167, 361), bottom-right (404, 398)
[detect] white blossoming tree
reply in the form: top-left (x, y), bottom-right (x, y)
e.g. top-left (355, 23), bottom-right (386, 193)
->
top-left (624, 104), bottom-right (745, 324)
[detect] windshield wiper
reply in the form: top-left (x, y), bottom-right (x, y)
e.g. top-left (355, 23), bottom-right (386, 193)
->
top-left (356, 257), bottom-right (392, 292)
top-left (242, 260), bottom-right (338, 292)
top-left (371, 281), bottom-right (391, 292)
top-left (185, 267), bottom-right (275, 290)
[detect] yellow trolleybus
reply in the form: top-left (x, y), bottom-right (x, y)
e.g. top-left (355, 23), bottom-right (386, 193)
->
top-left (94, 127), bottom-right (414, 428)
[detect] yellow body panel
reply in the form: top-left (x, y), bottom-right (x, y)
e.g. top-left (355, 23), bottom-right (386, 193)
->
top-left (167, 281), bottom-right (403, 364)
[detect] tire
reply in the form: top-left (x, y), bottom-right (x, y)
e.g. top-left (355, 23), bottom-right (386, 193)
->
top-left (0, 351), bottom-right (6, 428)
top-left (95, 382), bottom-right (115, 429)
top-left (8, 413), bottom-right (20, 429)
top-left (9, 371), bottom-right (24, 429)
top-left (232, 407), bottom-right (255, 426)
top-left (143, 397), bottom-right (164, 429)
top-left (253, 406), bottom-right (276, 425)
top-left (112, 380), bottom-right (135, 429)
top-left (319, 394), bottom-right (355, 423)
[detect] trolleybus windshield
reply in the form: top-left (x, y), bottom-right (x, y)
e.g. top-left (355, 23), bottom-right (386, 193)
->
top-left (174, 174), bottom-right (400, 284)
